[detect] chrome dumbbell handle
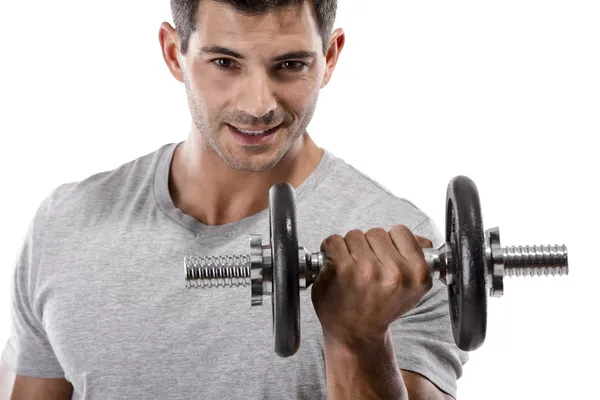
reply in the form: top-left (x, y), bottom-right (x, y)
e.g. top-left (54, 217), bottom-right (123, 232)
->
top-left (184, 227), bottom-right (569, 303)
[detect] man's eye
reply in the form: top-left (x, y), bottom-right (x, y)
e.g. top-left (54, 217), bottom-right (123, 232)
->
top-left (213, 58), bottom-right (237, 69)
top-left (280, 61), bottom-right (306, 70)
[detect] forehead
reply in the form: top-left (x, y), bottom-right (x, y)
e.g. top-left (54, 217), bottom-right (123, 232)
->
top-left (194, 1), bottom-right (321, 51)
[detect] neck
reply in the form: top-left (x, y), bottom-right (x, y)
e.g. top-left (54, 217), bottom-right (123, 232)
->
top-left (169, 132), bottom-right (323, 226)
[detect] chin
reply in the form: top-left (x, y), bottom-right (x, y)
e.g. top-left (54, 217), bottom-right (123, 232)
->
top-left (220, 151), bottom-right (279, 172)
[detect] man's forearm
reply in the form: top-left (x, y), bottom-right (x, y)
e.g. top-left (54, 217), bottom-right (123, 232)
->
top-left (323, 330), bottom-right (408, 400)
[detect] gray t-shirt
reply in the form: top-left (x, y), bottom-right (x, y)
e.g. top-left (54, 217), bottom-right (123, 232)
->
top-left (2, 142), bottom-right (468, 399)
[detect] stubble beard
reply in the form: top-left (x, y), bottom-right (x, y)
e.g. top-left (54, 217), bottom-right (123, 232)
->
top-left (184, 78), bottom-right (318, 173)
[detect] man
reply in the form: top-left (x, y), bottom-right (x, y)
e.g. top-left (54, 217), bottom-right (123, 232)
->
top-left (1, 0), bottom-right (468, 398)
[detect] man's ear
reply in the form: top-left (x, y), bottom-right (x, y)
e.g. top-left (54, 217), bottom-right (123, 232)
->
top-left (159, 22), bottom-right (185, 83)
top-left (321, 28), bottom-right (346, 88)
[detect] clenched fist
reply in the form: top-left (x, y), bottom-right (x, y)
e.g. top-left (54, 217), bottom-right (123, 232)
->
top-left (311, 225), bottom-right (434, 348)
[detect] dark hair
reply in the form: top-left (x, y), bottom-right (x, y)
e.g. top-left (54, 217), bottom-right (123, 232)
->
top-left (170, 0), bottom-right (337, 55)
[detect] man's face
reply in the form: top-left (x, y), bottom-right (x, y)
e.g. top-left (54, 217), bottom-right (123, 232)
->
top-left (180, 1), bottom-right (329, 172)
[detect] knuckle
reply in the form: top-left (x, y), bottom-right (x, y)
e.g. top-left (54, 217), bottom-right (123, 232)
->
top-left (335, 260), bottom-right (353, 275)
top-left (325, 233), bottom-right (343, 244)
top-left (385, 266), bottom-right (404, 287)
top-left (357, 263), bottom-right (378, 282)
top-left (322, 234), bottom-right (343, 250)
top-left (366, 227), bottom-right (387, 238)
top-left (390, 224), bottom-right (409, 235)
top-left (356, 256), bottom-right (376, 269)
top-left (332, 233), bottom-right (345, 242)
top-left (421, 237), bottom-right (434, 248)
top-left (345, 229), bottom-right (364, 239)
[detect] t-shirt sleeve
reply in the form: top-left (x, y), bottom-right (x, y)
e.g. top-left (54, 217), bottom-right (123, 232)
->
top-left (1, 191), bottom-right (65, 378)
top-left (390, 217), bottom-right (469, 399)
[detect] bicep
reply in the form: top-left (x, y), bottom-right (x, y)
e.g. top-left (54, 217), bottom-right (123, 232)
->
top-left (401, 369), bottom-right (454, 400)
top-left (10, 373), bottom-right (72, 400)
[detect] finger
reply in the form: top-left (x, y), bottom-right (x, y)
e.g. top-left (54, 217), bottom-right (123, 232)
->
top-left (343, 229), bottom-right (378, 264)
top-left (389, 225), bottom-right (431, 288)
top-left (414, 235), bottom-right (433, 249)
top-left (320, 233), bottom-right (353, 273)
top-left (364, 228), bottom-right (411, 288)
top-left (343, 228), bottom-right (385, 285)
top-left (364, 227), bottom-right (407, 265)
top-left (389, 225), bottom-right (425, 261)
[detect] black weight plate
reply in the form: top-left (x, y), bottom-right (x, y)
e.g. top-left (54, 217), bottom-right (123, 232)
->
top-left (269, 182), bottom-right (301, 357)
top-left (446, 175), bottom-right (487, 351)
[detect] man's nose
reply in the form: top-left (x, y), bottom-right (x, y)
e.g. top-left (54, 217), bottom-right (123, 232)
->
top-left (236, 71), bottom-right (277, 119)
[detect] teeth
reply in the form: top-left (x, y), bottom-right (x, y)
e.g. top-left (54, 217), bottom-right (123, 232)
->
top-left (236, 127), bottom-right (272, 136)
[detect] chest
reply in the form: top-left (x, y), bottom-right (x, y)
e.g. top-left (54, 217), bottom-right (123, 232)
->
top-left (35, 233), bottom-right (327, 399)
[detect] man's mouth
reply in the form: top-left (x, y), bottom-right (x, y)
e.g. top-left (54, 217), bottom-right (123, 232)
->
top-left (230, 124), bottom-right (281, 136)
top-left (228, 123), bottom-right (282, 145)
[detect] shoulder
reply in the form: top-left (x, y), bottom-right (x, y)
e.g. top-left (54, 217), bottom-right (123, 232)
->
top-left (316, 150), bottom-right (443, 245)
top-left (36, 143), bottom-right (173, 230)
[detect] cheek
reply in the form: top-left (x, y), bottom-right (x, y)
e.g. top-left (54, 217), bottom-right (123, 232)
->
top-left (204, 76), bottom-right (231, 98)
top-left (188, 63), bottom-right (231, 110)
top-left (281, 77), bottom-right (320, 112)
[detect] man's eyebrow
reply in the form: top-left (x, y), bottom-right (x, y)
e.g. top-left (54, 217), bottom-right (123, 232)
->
top-left (199, 46), bottom-right (318, 62)
top-left (272, 51), bottom-right (318, 62)
top-left (199, 46), bottom-right (245, 59)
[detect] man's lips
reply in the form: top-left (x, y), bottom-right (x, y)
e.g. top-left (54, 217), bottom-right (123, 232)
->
top-left (228, 123), bottom-right (282, 145)
top-left (228, 123), bottom-right (282, 134)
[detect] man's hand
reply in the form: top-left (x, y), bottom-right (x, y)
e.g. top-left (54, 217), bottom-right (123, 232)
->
top-left (312, 225), bottom-right (441, 400)
top-left (312, 224), bottom-right (434, 348)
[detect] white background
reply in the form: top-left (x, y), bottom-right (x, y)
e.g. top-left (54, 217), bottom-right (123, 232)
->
top-left (0, 0), bottom-right (598, 398)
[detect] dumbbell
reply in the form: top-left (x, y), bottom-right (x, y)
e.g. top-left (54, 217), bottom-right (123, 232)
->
top-left (183, 175), bottom-right (569, 358)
